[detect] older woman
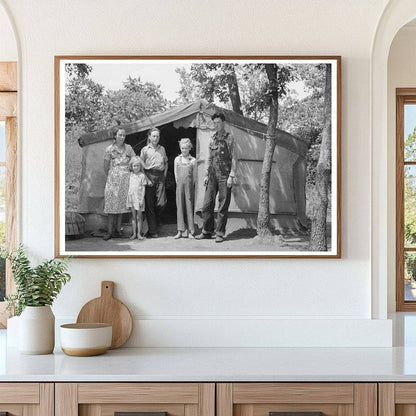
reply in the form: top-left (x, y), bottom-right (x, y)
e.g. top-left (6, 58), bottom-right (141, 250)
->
top-left (103, 127), bottom-right (135, 240)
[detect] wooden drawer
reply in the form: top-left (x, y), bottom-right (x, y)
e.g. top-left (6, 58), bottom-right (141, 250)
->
top-left (56, 383), bottom-right (215, 416)
top-left (217, 383), bottom-right (377, 416)
top-left (0, 383), bottom-right (53, 415)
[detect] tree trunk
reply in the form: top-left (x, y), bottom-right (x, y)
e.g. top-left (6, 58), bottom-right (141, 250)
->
top-left (226, 66), bottom-right (243, 115)
top-left (257, 64), bottom-right (279, 237)
top-left (309, 64), bottom-right (332, 251)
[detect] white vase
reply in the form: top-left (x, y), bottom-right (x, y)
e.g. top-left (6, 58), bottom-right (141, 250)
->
top-left (6, 315), bottom-right (20, 347)
top-left (19, 306), bottom-right (55, 354)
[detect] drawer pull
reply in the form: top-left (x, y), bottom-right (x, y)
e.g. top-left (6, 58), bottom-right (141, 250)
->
top-left (115, 413), bottom-right (167, 416)
top-left (270, 413), bottom-right (324, 416)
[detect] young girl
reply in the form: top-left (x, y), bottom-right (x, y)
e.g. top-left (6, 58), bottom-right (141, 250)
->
top-left (127, 157), bottom-right (151, 240)
top-left (174, 138), bottom-right (197, 239)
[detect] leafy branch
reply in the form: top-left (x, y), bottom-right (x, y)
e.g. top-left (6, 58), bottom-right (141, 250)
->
top-left (1, 245), bottom-right (71, 316)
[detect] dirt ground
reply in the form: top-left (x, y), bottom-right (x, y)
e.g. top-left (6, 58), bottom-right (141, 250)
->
top-left (65, 218), bottom-right (322, 253)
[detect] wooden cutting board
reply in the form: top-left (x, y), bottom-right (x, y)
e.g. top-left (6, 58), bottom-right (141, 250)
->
top-left (76, 281), bottom-right (133, 349)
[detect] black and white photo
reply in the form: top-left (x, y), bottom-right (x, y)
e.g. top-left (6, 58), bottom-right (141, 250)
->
top-left (55, 56), bottom-right (341, 257)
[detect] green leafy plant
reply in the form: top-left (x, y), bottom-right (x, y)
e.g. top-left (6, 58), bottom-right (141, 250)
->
top-left (0, 245), bottom-right (71, 316)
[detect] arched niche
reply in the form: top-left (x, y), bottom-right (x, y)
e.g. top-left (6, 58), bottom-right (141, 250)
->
top-left (386, 19), bottom-right (416, 313)
top-left (372, 0), bottom-right (416, 319)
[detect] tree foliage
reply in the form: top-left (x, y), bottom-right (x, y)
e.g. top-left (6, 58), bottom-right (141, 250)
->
top-left (65, 67), bottom-right (167, 133)
top-left (104, 77), bottom-right (167, 125)
top-left (0, 222), bottom-right (4, 247)
top-left (238, 66), bottom-right (269, 121)
top-left (405, 253), bottom-right (416, 282)
top-left (279, 65), bottom-right (326, 188)
top-left (65, 63), bottom-right (92, 79)
top-left (65, 75), bottom-right (105, 132)
top-left (404, 128), bottom-right (416, 247)
top-left (0, 169), bottom-right (5, 247)
top-left (177, 63), bottom-right (298, 123)
top-left (181, 64), bottom-right (243, 114)
top-left (174, 67), bottom-right (203, 104)
top-left (0, 256), bottom-right (4, 301)
top-left (405, 165), bottom-right (416, 246)
top-left (404, 128), bottom-right (416, 281)
top-left (405, 126), bottom-right (416, 161)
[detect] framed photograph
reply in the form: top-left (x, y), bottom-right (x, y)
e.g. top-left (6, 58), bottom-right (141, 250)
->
top-left (55, 56), bottom-right (341, 258)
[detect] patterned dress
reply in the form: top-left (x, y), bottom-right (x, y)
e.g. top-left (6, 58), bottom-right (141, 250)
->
top-left (126, 172), bottom-right (148, 212)
top-left (103, 143), bottom-right (135, 214)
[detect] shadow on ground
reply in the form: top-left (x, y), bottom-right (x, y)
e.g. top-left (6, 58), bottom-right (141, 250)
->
top-left (65, 217), bottom-right (332, 253)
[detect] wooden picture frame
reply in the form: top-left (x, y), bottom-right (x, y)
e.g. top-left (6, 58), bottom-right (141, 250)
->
top-left (55, 56), bottom-right (341, 258)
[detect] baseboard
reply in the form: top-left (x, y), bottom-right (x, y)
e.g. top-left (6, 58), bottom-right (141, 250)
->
top-left (56, 317), bottom-right (392, 347)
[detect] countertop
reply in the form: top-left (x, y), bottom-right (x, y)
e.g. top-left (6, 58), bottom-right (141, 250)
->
top-left (2, 329), bottom-right (416, 382)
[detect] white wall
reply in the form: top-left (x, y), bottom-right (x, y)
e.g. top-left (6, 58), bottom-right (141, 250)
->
top-left (0, 3), bottom-right (17, 61)
top-left (387, 25), bottom-right (416, 312)
top-left (0, 0), bottom-right (393, 346)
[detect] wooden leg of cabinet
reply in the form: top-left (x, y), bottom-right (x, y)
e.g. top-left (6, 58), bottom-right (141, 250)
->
top-left (354, 384), bottom-right (377, 416)
top-left (217, 384), bottom-right (233, 416)
top-left (56, 383), bottom-right (78, 416)
top-left (39, 383), bottom-right (54, 416)
top-left (379, 384), bottom-right (395, 416)
top-left (200, 384), bottom-right (215, 416)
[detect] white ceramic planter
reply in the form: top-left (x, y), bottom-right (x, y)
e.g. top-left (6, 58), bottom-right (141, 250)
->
top-left (19, 305), bottom-right (55, 354)
top-left (6, 315), bottom-right (20, 347)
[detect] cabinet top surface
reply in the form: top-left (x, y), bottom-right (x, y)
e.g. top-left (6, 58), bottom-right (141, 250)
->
top-left (1, 330), bottom-right (416, 382)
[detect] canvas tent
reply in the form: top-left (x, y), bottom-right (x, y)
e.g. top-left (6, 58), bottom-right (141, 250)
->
top-left (76, 100), bottom-right (308, 233)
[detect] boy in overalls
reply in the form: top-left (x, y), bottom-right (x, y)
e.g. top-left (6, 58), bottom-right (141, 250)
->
top-left (196, 113), bottom-right (237, 243)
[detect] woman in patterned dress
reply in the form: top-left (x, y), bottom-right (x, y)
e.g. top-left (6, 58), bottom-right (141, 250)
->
top-left (103, 127), bottom-right (135, 240)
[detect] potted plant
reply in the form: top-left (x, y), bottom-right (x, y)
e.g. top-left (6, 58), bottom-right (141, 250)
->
top-left (1, 245), bottom-right (71, 354)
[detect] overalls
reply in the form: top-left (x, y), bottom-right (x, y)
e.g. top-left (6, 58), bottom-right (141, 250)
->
top-left (176, 156), bottom-right (195, 233)
top-left (201, 133), bottom-right (232, 237)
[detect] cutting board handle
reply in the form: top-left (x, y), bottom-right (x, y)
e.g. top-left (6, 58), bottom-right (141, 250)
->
top-left (101, 281), bottom-right (115, 298)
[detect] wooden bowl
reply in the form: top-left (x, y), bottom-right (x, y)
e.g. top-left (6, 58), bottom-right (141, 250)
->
top-left (60, 323), bottom-right (112, 356)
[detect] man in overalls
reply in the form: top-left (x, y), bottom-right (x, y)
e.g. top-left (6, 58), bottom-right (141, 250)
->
top-left (196, 112), bottom-right (237, 243)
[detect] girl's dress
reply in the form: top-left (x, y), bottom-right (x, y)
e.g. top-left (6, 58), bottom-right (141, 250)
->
top-left (127, 172), bottom-right (148, 212)
top-left (175, 154), bottom-right (196, 233)
top-left (104, 143), bottom-right (135, 214)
